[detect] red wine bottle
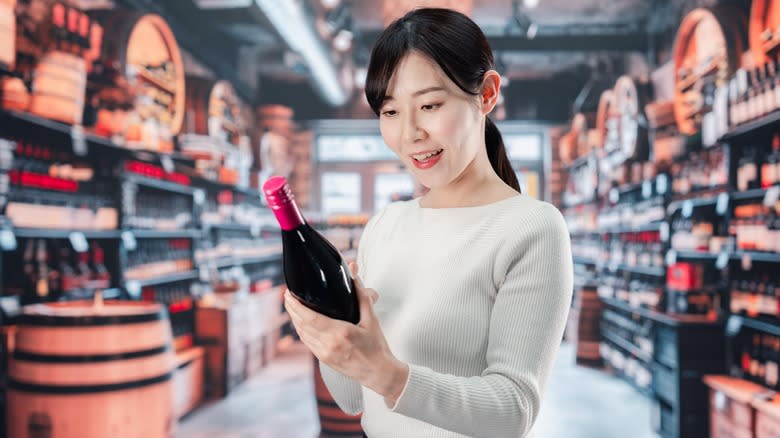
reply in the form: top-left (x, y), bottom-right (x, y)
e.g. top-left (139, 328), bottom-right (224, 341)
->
top-left (263, 176), bottom-right (359, 324)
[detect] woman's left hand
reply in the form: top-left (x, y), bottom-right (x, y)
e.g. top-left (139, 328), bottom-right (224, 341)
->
top-left (284, 262), bottom-right (409, 405)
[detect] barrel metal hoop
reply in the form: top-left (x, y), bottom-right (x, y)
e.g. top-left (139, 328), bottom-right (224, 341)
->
top-left (8, 371), bottom-right (173, 394)
top-left (12, 345), bottom-right (171, 363)
top-left (19, 310), bottom-right (166, 326)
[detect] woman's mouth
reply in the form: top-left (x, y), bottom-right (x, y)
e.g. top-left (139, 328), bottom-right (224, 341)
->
top-left (411, 149), bottom-right (444, 169)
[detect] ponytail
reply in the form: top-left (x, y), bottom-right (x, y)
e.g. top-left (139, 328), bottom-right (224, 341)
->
top-left (485, 117), bottom-right (521, 192)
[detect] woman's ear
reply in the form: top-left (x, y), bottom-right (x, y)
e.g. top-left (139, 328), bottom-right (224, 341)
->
top-left (480, 70), bottom-right (501, 115)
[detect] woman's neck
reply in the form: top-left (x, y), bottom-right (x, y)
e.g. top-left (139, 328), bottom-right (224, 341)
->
top-left (419, 153), bottom-right (517, 209)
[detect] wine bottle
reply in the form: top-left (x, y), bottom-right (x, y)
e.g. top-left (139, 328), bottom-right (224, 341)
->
top-left (263, 176), bottom-right (359, 324)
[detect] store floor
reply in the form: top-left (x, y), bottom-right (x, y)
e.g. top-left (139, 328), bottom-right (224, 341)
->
top-left (176, 341), bottom-right (657, 438)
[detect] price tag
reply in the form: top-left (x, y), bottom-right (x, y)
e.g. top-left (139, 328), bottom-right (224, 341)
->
top-left (741, 253), bottom-right (752, 271)
top-left (194, 189), bottom-right (205, 206)
top-left (656, 174), bottom-right (668, 195)
top-left (682, 201), bottom-right (693, 218)
top-left (716, 193), bottom-right (729, 216)
top-left (68, 232), bottom-right (89, 253)
top-left (764, 186), bottom-right (780, 208)
top-left (665, 249), bottom-right (677, 266)
top-left (0, 295), bottom-right (20, 318)
top-left (199, 265), bottom-right (210, 282)
top-left (70, 125), bottom-right (87, 156)
top-left (160, 155), bottom-right (174, 173)
top-left (250, 224), bottom-right (261, 238)
top-left (716, 252), bottom-right (729, 270)
top-left (725, 315), bottom-right (743, 337)
top-left (714, 391), bottom-right (727, 412)
top-left (609, 188), bottom-right (619, 204)
top-left (0, 228), bottom-right (16, 251)
top-left (125, 281), bottom-right (141, 299)
top-left (642, 181), bottom-right (652, 199)
top-left (659, 222), bottom-right (670, 243)
top-left (121, 231), bottom-right (137, 252)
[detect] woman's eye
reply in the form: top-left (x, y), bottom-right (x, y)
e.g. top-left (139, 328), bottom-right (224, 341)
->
top-left (421, 103), bottom-right (441, 111)
top-left (381, 109), bottom-right (397, 117)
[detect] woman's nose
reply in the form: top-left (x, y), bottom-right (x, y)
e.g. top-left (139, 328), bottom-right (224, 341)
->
top-left (401, 113), bottom-right (425, 145)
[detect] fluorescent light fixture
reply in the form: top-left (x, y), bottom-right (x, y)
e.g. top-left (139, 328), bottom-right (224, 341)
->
top-left (523, 0), bottom-right (539, 9)
top-left (254, 0), bottom-right (348, 106)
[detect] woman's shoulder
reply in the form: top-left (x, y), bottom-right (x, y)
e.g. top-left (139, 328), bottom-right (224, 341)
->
top-left (501, 195), bottom-right (569, 239)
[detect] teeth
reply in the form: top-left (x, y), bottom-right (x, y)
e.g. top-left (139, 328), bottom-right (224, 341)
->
top-left (413, 149), bottom-right (442, 161)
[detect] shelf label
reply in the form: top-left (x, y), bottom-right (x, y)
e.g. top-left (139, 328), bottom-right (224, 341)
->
top-left (716, 193), bottom-right (729, 216)
top-left (0, 296), bottom-right (20, 317)
top-left (725, 315), bottom-right (743, 337)
top-left (199, 265), bottom-right (210, 282)
top-left (682, 201), bottom-right (693, 218)
top-left (609, 188), bottom-right (619, 204)
top-left (665, 249), bottom-right (677, 266)
top-left (121, 231), bottom-right (137, 252)
top-left (642, 181), bottom-right (652, 199)
top-left (741, 253), bottom-right (752, 271)
top-left (764, 186), bottom-right (780, 208)
top-left (656, 174), bottom-right (668, 195)
top-left (125, 281), bottom-right (141, 299)
top-left (0, 228), bottom-right (16, 251)
top-left (194, 189), bottom-right (205, 206)
top-left (70, 125), bottom-right (87, 156)
top-left (716, 252), bottom-right (729, 270)
top-left (659, 222), bottom-right (670, 242)
top-left (68, 232), bottom-right (89, 253)
top-left (250, 224), bottom-right (261, 238)
top-left (160, 155), bottom-right (174, 174)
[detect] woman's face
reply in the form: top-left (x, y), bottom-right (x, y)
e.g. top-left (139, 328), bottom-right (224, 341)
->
top-left (378, 52), bottom-right (486, 190)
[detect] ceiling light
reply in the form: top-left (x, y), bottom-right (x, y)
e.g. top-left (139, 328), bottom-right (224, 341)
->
top-left (333, 29), bottom-right (353, 52)
top-left (523, 0), bottom-right (539, 9)
top-left (321, 0), bottom-right (341, 9)
top-left (254, 0), bottom-right (348, 106)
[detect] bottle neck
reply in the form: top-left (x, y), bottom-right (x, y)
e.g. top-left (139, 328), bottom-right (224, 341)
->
top-left (271, 199), bottom-right (305, 231)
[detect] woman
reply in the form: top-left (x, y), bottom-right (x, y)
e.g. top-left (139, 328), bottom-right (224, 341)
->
top-left (284, 8), bottom-right (573, 438)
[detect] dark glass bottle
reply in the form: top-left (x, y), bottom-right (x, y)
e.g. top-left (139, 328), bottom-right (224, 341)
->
top-left (263, 176), bottom-right (359, 324)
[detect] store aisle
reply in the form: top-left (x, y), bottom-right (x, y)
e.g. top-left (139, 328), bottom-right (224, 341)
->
top-left (177, 341), bottom-right (657, 438)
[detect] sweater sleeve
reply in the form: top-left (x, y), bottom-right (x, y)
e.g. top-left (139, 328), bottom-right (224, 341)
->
top-left (389, 203), bottom-right (573, 438)
top-left (318, 205), bottom-right (390, 415)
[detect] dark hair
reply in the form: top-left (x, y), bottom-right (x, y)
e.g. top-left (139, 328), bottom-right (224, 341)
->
top-left (365, 8), bottom-right (520, 192)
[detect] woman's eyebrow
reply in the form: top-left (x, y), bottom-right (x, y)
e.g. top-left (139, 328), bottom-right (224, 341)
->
top-left (383, 86), bottom-right (446, 102)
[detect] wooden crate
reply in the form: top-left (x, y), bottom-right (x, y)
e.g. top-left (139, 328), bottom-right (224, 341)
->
top-left (196, 292), bottom-right (282, 398)
top-left (173, 346), bottom-right (205, 420)
top-left (704, 375), bottom-right (764, 438)
top-left (753, 396), bottom-right (780, 438)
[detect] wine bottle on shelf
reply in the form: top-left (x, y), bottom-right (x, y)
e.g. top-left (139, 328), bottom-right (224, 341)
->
top-left (90, 242), bottom-right (111, 288)
top-left (764, 134), bottom-right (780, 188)
top-left (263, 176), bottom-right (359, 324)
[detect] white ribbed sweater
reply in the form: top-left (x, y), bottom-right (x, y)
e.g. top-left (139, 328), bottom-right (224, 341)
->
top-left (320, 194), bottom-right (573, 438)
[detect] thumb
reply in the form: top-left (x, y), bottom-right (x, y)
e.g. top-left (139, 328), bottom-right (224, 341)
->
top-left (350, 266), bottom-right (379, 308)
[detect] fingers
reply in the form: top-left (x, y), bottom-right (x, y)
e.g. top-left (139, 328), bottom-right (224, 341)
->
top-left (349, 261), bottom-right (358, 277)
top-left (284, 290), bottom-right (328, 331)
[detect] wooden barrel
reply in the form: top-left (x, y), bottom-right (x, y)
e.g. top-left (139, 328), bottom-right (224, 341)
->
top-left (256, 104), bottom-right (295, 137)
top-left (0, 77), bottom-right (30, 112)
top-left (28, 51), bottom-right (87, 125)
top-left (92, 11), bottom-right (185, 149)
top-left (558, 130), bottom-right (577, 166)
top-left (184, 77), bottom-right (245, 145)
top-left (313, 357), bottom-right (363, 436)
top-left (672, 7), bottom-right (747, 135)
top-left (595, 89), bottom-right (615, 150)
top-left (574, 287), bottom-right (604, 367)
top-left (614, 75), bottom-right (652, 162)
top-left (7, 301), bottom-right (176, 438)
top-left (571, 113), bottom-right (589, 157)
top-left (749, 0), bottom-right (780, 66)
top-left (0, 0), bottom-right (15, 70)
